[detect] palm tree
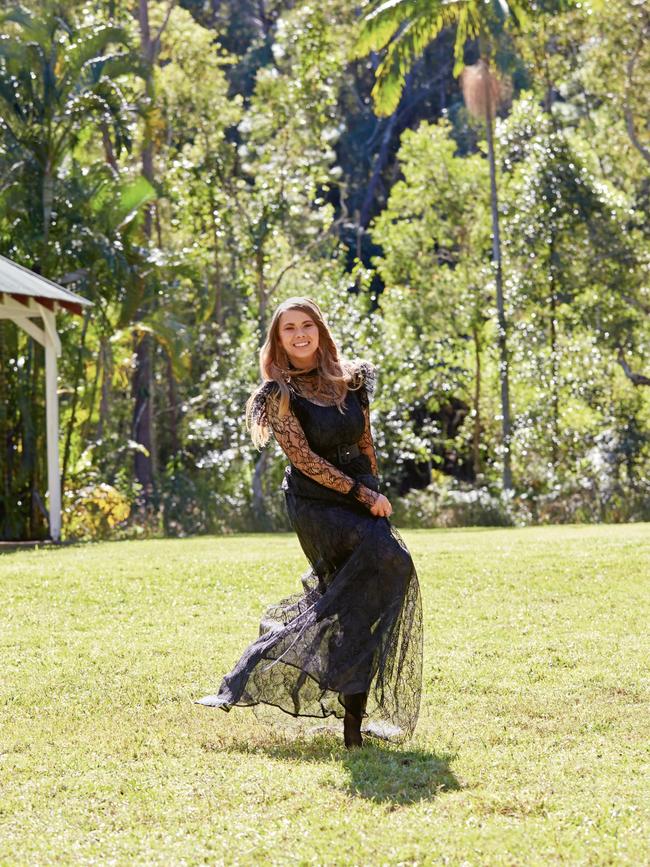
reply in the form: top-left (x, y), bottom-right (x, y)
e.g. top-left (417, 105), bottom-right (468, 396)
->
top-left (0, 4), bottom-right (135, 263)
top-left (461, 58), bottom-right (511, 490)
top-left (354, 0), bottom-right (531, 492)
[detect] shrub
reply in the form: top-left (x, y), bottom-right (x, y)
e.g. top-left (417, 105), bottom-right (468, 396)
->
top-left (63, 482), bottom-right (134, 541)
top-left (392, 479), bottom-right (516, 528)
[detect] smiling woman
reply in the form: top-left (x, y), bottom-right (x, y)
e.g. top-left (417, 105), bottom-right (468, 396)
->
top-left (196, 297), bottom-right (423, 748)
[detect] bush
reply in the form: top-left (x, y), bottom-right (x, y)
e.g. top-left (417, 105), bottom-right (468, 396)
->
top-left (392, 478), bottom-right (516, 528)
top-left (63, 482), bottom-right (134, 541)
top-left (392, 476), bottom-right (650, 529)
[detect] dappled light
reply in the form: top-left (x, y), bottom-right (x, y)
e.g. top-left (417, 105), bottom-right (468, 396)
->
top-left (1, 1), bottom-right (649, 861)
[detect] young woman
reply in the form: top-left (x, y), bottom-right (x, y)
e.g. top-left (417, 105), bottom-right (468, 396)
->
top-left (197, 297), bottom-right (423, 748)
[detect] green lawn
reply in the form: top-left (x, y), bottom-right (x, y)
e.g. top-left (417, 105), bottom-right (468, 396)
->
top-left (1, 524), bottom-right (649, 865)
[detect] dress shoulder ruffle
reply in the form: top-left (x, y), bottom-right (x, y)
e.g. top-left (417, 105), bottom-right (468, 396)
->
top-left (249, 379), bottom-right (281, 431)
top-left (346, 358), bottom-right (377, 409)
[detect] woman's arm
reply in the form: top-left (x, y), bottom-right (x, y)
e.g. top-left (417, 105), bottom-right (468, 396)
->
top-left (266, 394), bottom-right (379, 509)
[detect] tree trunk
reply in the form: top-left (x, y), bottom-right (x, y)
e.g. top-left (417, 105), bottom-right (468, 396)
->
top-left (484, 73), bottom-right (512, 492)
top-left (548, 251), bottom-right (560, 466)
top-left (132, 331), bottom-right (154, 493)
top-left (624, 37), bottom-right (650, 167)
top-left (101, 121), bottom-right (119, 176)
top-left (358, 112), bottom-right (399, 230)
top-left (471, 322), bottom-right (482, 480)
top-left (82, 343), bottom-right (102, 444)
top-left (42, 157), bottom-right (54, 252)
top-left (208, 182), bottom-right (224, 326)
top-left (132, 0), bottom-right (159, 497)
top-left (252, 450), bottom-right (271, 530)
top-left (97, 337), bottom-right (112, 439)
top-left (165, 354), bottom-right (180, 461)
top-left (256, 244), bottom-right (268, 334)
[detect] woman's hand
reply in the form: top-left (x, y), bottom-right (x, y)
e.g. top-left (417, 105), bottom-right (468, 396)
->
top-left (369, 493), bottom-right (392, 518)
top-left (351, 482), bottom-right (392, 517)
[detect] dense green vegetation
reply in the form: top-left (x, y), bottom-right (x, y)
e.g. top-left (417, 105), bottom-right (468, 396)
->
top-left (1, 525), bottom-right (649, 862)
top-left (1, 0), bottom-right (649, 540)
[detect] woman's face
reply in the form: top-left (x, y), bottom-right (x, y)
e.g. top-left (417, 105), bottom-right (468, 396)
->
top-left (278, 309), bottom-right (320, 368)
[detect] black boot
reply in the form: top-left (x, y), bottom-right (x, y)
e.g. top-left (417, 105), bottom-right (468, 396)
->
top-left (343, 691), bottom-right (367, 749)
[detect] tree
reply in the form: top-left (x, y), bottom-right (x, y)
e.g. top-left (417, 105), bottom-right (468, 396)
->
top-left (0, 4), bottom-right (134, 263)
top-left (130, 0), bottom-right (175, 499)
top-left (0, 2), bottom-right (136, 537)
top-left (372, 119), bottom-right (493, 485)
top-left (461, 59), bottom-right (512, 487)
top-left (353, 0), bottom-right (534, 491)
top-left (497, 91), bottom-right (644, 508)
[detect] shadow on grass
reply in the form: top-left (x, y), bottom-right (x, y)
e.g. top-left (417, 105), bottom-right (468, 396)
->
top-left (341, 740), bottom-right (460, 804)
top-left (206, 729), bottom-right (461, 805)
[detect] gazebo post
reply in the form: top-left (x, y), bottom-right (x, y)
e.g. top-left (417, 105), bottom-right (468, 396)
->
top-left (43, 314), bottom-right (62, 543)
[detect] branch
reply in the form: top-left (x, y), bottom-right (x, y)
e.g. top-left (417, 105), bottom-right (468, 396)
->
top-left (624, 37), bottom-right (650, 167)
top-left (58, 268), bottom-right (89, 284)
top-left (621, 292), bottom-right (650, 316)
top-left (152, 0), bottom-right (176, 58)
top-left (617, 348), bottom-right (650, 386)
top-left (266, 215), bottom-right (345, 299)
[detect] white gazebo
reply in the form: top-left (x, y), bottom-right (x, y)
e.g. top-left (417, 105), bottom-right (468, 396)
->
top-left (0, 255), bottom-right (92, 542)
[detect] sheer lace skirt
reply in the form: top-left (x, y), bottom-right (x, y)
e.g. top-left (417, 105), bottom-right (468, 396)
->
top-left (197, 481), bottom-right (423, 740)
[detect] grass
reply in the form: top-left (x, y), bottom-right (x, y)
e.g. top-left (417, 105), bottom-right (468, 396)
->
top-left (1, 523), bottom-right (649, 865)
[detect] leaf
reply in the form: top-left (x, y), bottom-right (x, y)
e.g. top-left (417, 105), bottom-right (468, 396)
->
top-left (352, 0), bottom-right (419, 58)
top-left (60, 25), bottom-right (131, 87)
top-left (370, 9), bottom-right (456, 115)
top-left (115, 177), bottom-right (156, 227)
top-left (89, 175), bottom-right (155, 226)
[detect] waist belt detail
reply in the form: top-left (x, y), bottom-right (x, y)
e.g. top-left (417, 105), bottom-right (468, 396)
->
top-left (322, 442), bottom-right (361, 464)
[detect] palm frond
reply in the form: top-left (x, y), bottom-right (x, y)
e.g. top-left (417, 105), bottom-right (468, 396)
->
top-left (0, 37), bottom-right (26, 65)
top-left (60, 25), bottom-right (130, 88)
top-left (452, 4), bottom-right (483, 75)
top-left (369, 21), bottom-right (412, 116)
top-left (504, 0), bottom-right (532, 28)
top-left (357, 0), bottom-right (535, 112)
top-left (370, 5), bottom-right (461, 114)
top-left (352, 0), bottom-right (419, 57)
top-left (87, 52), bottom-right (146, 84)
top-left (0, 6), bottom-right (33, 29)
top-left (135, 312), bottom-right (191, 379)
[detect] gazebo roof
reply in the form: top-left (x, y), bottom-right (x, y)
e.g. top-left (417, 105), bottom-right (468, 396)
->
top-left (0, 254), bottom-right (92, 315)
top-left (0, 253), bottom-right (93, 543)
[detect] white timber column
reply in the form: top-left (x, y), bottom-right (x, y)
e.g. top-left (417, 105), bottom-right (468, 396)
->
top-left (0, 296), bottom-right (63, 541)
top-left (42, 307), bottom-right (62, 542)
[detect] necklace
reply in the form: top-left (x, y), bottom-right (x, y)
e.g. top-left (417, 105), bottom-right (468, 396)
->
top-left (289, 364), bottom-right (317, 375)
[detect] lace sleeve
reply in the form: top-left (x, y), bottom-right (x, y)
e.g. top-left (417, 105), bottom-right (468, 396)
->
top-left (266, 391), bottom-right (379, 509)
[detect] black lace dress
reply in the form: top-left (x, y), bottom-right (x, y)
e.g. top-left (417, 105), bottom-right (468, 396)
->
top-left (196, 361), bottom-right (423, 739)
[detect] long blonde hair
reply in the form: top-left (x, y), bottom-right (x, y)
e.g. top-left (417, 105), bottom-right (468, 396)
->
top-left (246, 297), bottom-right (362, 448)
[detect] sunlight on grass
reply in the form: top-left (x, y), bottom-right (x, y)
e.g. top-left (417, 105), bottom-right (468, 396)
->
top-left (1, 525), bottom-right (649, 864)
